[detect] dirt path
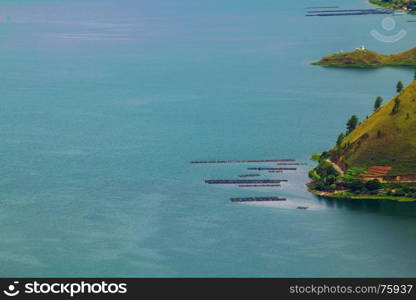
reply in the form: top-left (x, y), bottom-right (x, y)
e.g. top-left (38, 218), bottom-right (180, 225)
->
top-left (326, 159), bottom-right (344, 176)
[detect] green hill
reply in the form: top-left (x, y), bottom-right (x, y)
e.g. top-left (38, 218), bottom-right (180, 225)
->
top-left (312, 47), bottom-right (416, 68)
top-left (338, 80), bottom-right (416, 176)
top-left (307, 81), bottom-right (416, 201)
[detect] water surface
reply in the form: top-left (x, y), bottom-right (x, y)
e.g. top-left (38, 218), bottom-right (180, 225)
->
top-left (0, 0), bottom-right (416, 277)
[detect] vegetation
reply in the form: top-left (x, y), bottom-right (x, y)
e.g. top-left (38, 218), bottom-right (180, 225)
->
top-left (312, 47), bottom-right (416, 68)
top-left (343, 166), bottom-right (366, 179)
top-left (374, 96), bottom-right (383, 111)
top-left (309, 153), bottom-right (382, 194)
top-left (308, 79), bottom-right (416, 202)
top-left (391, 97), bottom-right (401, 114)
top-left (370, 0), bottom-right (416, 13)
top-left (336, 133), bottom-right (345, 147)
top-left (397, 81), bottom-right (404, 93)
top-left (346, 115), bottom-right (359, 134)
top-left (339, 80), bottom-right (416, 175)
top-left (310, 153), bottom-right (322, 161)
top-left (309, 153), bottom-right (416, 202)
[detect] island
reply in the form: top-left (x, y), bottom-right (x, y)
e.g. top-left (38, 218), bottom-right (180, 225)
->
top-left (312, 46), bottom-right (416, 68)
top-left (370, 0), bottom-right (416, 13)
top-left (308, 79), bottom-right (416, 202)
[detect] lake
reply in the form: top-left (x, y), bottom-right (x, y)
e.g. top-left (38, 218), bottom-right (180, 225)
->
top-left (0, 0), bottom-right (416, 277)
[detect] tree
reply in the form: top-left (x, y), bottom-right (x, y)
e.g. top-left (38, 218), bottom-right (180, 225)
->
top-left (365, 179), bottom-right (382, 191)
top-left (349, 179), bottom-right (364, 192)
top-left (414, 70), bottom-right (416, 80)
top-left (336, 132), bottom-right (345, 147)
top-left (391, 98), bottom-right (400, 115)
top-left (346, 115), bottom-right (359, 134)
top-left (374, 96), bottom-right (383, 111)
top-left (396, 81), bottom-right (404, 93)
top-left (315, 160), bottom-right (338, 178)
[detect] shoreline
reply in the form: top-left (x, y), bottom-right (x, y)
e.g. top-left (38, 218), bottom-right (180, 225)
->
top-left (307, 154), bottom-right (416, 203)
top-left (308, 188), bottom-right (416, 203)
top-left (312, 48), bottom-right (416, 69)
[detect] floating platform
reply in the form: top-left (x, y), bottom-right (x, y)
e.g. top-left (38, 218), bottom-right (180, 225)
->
top-left (306, 11), bottom-right (392, 16)
top-left (238, 184), bottom-right (281, 188)
top-left (230, 197), bottom-right (286, 202)
top-left (239, 174), bottom-right (261, 178)
top-left (248, 167), bottom-right (297, 171)
top-left (205, 179), bottom-right (287, 184)
top-left (307, 9), bottom-right (388, 13)
top-left (190, 159), bottom-right (295, 164)
top-left (306, 6), bottom-right (340, 9)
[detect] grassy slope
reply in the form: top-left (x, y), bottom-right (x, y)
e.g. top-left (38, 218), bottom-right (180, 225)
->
top-left (340, 81), bottom-right (416, 175)
top-left (387, 47), bottom-right (416, 65)
top-left (313, 48), bottom-right (416, 68)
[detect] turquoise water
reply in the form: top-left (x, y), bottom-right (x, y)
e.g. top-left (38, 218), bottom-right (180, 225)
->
top-left (1, 0), bottom-right (416, 277)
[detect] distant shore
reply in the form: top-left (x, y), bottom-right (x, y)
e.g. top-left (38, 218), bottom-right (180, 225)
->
top-left (312, 47), bottom-right (416, 68)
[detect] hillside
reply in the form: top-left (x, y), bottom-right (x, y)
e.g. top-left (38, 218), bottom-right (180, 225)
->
top-left (312, 47), bottom-right (416, 68)
top-left (307, 81), bottom-right (416, 201)
top-left (337, 81), bottom-right (416, 176)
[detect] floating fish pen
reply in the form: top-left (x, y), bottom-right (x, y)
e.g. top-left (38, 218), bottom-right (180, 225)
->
top-left (248, 167), bottom-right (297, 171)
top-left (277, 163), bottom-right (307, 166)
top-left (190, 159), bottom-right (295, 164)
top-left (238, 184), bottom-right (281, 188)
top-left (205, 179), bottom-right (286, 184)
top-left (306, 11), bottom-right (392, 17)
top-left (268, 170), bottom-right (283, 173)
top-left (239, 174), bottom-right (261, 178)
top-left (230, 197), bottom-right (286, 202)
top-left (307, 9), bottom-right (388, 13)
top-left (305, 6), bottom-right (340, 9)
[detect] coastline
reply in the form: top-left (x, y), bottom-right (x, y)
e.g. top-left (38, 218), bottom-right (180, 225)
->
top-left (308, 188), bottom-right (416, 202)
top-left (312, 48), bottom-right (416, 69)
top-left (311, 62), bottom-right (381, 68)
top-left (307, 152), bottom-right (416, 203)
